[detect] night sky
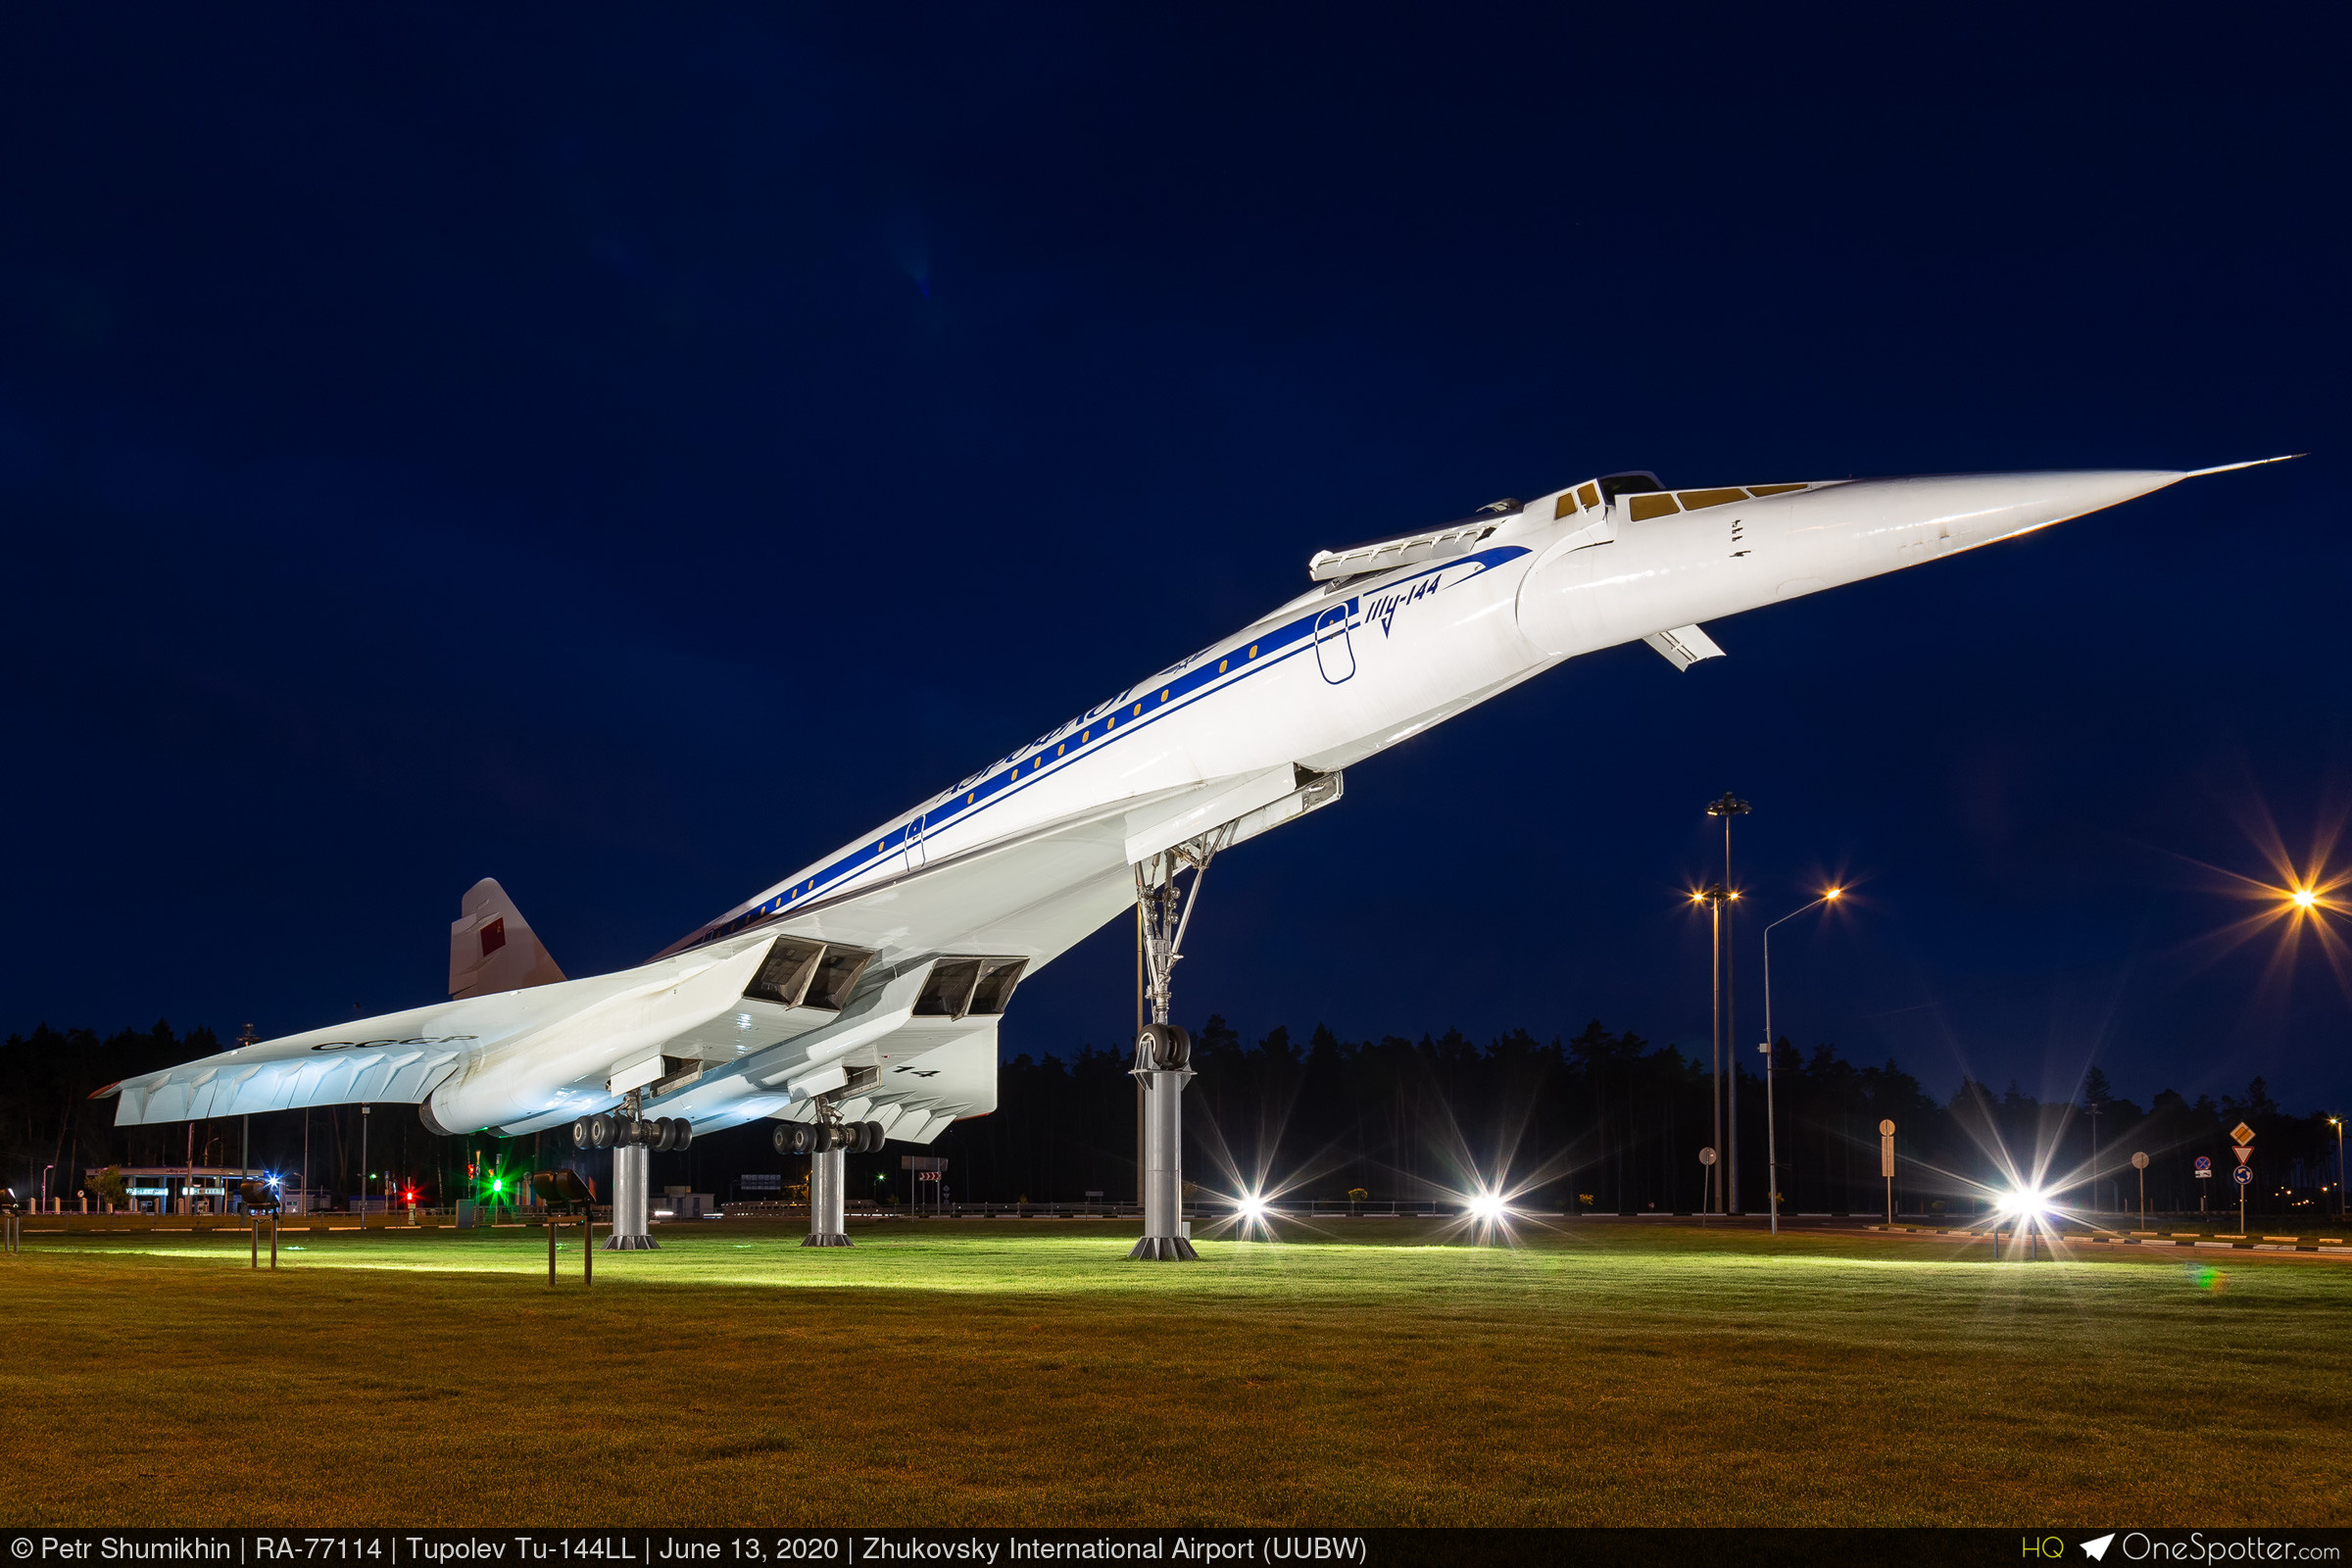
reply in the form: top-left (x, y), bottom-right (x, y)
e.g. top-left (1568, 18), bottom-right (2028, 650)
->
top-left (2, 11), bottom-right (2345, 1115)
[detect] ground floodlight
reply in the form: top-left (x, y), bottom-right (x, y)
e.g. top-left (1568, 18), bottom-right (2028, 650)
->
top-left (1467, 1191), bottom-right (1508, 1222)
top-left (1999, 1186), bottom-right (2049, 1220)
top-left (1236, 1192), bottom-right (1268, 1224)
top-left (531, 1168), bottom-right (593, 1210)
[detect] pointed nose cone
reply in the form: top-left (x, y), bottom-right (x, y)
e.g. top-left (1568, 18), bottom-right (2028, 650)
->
top-left (1789, 467), bottom-right (2188, 561)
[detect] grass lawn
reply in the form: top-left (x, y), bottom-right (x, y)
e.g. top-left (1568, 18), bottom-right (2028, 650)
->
top-left (1, 1217), bottom-right (2346, 1527)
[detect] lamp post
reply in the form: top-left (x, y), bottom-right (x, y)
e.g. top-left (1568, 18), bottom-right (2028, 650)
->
top-left (1761, 887), bottom-right (1842, 1238)
top-left (2326, 1114), bottom-right (2346, 1220)
top-left (1692, 883), bottom-right (1728, 1215)
top-left (1705, 793), bottom-right (1750, 1212)
top-left (2083, 1094), bottom-right (2102, 1215)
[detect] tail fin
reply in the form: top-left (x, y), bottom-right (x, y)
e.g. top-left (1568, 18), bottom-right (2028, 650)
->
top-left (449, 877), bottom-right (567, 999)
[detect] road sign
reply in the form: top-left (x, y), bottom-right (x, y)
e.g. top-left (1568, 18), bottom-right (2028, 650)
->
top-left (2131, 1152), bottom-right (2149, 1170)
top-left (2232, 1146), bottom-right (2254, 1165)
top-left (2231, 1166), bottom-right (2252, 1187)
top-left (1878, 1119), bottom-right (1895, 1137)
top-left (1697, 1147), bottom-right (1717, 1166)
top-left (2194, 1156), bottom-right (2213, 1175)
top-left (2230, 1121), bottom-right (2257, 1146)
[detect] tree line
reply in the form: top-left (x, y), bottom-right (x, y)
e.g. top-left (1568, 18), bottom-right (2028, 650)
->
top-left (2, 1016), bottom-right (2341, 1219)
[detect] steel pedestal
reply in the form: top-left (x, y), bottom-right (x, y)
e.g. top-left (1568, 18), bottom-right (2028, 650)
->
top-left (1129, 1065), bottom-right (1196, 1260)
top-left (604, 1142), bottom-right (658, 1250)
top-left (804, 1147), bottom-right (850, 1247)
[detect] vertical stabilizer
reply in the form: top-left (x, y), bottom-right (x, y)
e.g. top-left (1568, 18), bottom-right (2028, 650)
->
top-left (449, 877), bottom-right (567, 999)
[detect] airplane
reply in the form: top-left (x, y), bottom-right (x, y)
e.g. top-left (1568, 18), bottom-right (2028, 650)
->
top-left (99, 457), bottom-right (2289, 1256)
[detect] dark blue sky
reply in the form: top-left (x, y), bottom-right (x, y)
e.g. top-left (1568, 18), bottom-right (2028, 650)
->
top-left (3, 10), bottom-right (2346, 1113)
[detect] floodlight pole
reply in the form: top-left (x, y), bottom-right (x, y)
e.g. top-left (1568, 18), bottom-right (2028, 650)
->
top-left (359, 1104), bottom-right (370, 1231)
top-left (1760, 893), bottom-right (1836, 1237)
top-left (2332, 1118), bottom-right (2344, 1220)
top-left (2084, 1095), bottom-right (2102, 1215)
top-left (1706, 792), bottom-right (1749, 1214)
top-left (1703, 883), bottom-right (1724, 1216)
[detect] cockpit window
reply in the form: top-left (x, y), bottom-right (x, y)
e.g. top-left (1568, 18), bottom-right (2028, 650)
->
top-left (1677, 488), bottom-right (1746, 510)
top-left (1598, 472), bottom-right (1665, 501)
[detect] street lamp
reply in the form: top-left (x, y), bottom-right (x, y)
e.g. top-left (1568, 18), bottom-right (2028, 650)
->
top-left (1705, 793), bottom-right (1750, 1213)
top-left (2329, 1114), bottom-right (2347, 1220)
top-left (1760, 887), bottom-right (1842, 1237)
top-left (1692, 881), bottom-right (1729, 1215)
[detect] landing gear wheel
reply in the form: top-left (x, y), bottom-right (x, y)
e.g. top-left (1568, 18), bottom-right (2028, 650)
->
top-left (570, 1117), bottom-right (591, 1150)
top-left (669, 1117), bottom-right (693, 1152)
top-left (587, 1113), bottom-right (614, 1150)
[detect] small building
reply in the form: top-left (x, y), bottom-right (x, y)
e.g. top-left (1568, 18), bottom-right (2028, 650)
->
top-left (86, 1166), bottom-right (269, 1216)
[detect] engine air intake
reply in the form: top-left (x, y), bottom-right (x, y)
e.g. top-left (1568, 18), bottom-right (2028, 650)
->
top-left (913, 956), bottom-right (1029, 1019)
top-left (744, 937), bottom-right (877, 1011)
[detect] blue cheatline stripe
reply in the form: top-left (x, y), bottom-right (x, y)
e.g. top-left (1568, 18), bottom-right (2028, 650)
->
top-left (687, 545), bottom-right (1530, 950)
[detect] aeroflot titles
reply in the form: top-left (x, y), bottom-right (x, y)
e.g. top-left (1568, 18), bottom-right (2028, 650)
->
top-left (686, 545), bottom-right (1527, 952)
top-left (305, 1035), bottom-right (479, 1052)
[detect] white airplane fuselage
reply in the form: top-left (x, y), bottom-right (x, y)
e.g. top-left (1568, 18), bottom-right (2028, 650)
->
top-left (111, 464), bottom-right (2249, 1144)
top-left (674, 467), bottom-right (2184, 947)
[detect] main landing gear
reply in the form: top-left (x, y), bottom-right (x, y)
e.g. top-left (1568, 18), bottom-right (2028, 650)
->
top-left (1129, 828), bottom-right (1230, 1262)
top-left (572, 1088), bottom-right (694, 1250)
top-left (775, 1104), bottom-right (885, 1248)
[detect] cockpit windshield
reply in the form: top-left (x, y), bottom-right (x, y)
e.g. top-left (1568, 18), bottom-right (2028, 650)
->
top-left (1598, 472), bottom-right (1665, 500)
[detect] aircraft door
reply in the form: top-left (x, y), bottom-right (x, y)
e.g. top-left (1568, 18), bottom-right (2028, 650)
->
top-left (906, 811), bottom-right (927, 868)
top-left (1312, 601), bottom-right (1357, 684)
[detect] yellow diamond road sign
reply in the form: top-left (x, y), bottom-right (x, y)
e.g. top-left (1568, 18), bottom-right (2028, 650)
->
top-left (2230, 1121), bottom-right (2257, 1146)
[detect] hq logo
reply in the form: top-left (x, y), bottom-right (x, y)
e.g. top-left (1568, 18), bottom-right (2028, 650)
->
top-left (2023, 1536), bottom-right (2114, 1560)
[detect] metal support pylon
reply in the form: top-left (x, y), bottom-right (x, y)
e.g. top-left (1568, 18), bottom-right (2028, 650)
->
top-left (604, 1087), bottom-right (659, 1250)
top-left (803, 1097), bottom-right (852, 1248)
top-left (1127, 830), bottom-right (1229, 1262)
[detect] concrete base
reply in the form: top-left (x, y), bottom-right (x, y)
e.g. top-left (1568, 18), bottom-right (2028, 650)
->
top-left (1127, 1235), bottom-right (1199, 1261)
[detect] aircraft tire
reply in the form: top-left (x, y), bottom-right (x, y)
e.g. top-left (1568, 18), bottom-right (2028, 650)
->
top-left (670, 1117), bottom-right (693, 1152)
top-left (867, 1120), bottom-right (886, 1152)
top-left (1140, 1022), bottom-right (1191, 1071)
top-left (570, 1117), bottom-right (591, 1150)
top-left (588, 1113), bottom-right (614, 1150)
top-left (652, 1118), bottom-right (675, 1152)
